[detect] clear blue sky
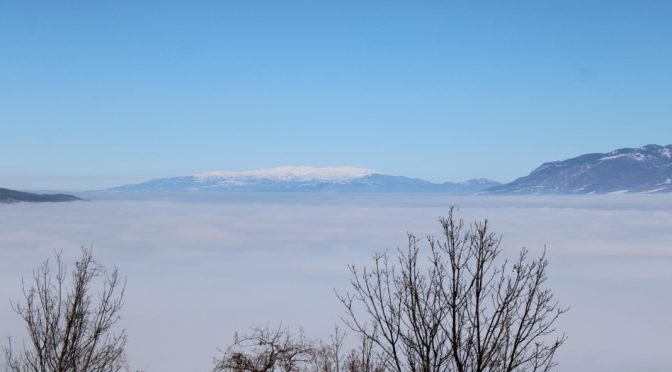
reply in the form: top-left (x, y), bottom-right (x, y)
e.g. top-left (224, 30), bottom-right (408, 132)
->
top-left (1, 0), bottom-right (671, 190)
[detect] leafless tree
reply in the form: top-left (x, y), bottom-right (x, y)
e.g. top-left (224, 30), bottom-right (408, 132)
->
top-left (339, 327), bottom-right (387, 372)
top-left (213, 325), bottom-right (315, 372)
top-left (4, 247), bottom-right (128, 372)
top-left (337, 207), bottom-right (567, 372)
top-left (213, 325), bottom-right (388, 372)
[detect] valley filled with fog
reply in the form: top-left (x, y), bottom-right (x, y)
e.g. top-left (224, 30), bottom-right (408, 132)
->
top-left (1, 194), bottom-right (671, 371)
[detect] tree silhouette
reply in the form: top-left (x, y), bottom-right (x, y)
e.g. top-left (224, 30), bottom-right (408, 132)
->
top-left (4, 247), bottom-right (127, 372)
top-left (337, 207), bottom-right (567, 372)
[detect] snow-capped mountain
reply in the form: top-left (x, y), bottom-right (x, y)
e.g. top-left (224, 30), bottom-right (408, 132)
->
top-left (109, 166), bottom-right (501, 193)
top-left (195, 166), bottom-right (376, 183)
top-left (488, 144), bottom-right (672, 194)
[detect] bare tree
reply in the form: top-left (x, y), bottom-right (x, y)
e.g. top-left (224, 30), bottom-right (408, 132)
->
top-left (340, 327), bottom-right (388, 372)
top-left (213, 325), bottom-right (388, 372)
top-left (4, 247), bottom-right (128, 372)
top-left (337, 207), bottom-right (567, 372)
top-left (213, 325), bottom-right (314, 372)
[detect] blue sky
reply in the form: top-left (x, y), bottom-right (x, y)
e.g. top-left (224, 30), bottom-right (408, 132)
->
top-left (1, 0), bottom-right (671, 190)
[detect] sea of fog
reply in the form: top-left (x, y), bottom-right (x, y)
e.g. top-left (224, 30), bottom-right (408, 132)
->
top-left (1, 193), bottom-right (671, 371)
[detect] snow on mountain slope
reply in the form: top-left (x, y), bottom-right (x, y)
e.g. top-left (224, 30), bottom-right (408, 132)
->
top-left (108, 167), bottom-right (500, 194)
top-left (488, 144), bottom-right (672, 194)
top-left (195, 166), bottom-right (375, 182)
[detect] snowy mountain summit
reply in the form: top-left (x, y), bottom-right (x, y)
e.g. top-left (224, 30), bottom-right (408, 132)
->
top-left (195, 166), bottom-right (375, 183)
top-left (489, 144), bottom-right (672, 194)
top-left (108, 145), bottom-right (672, 195)
top-left (110, 166), bottom-right (500, 193)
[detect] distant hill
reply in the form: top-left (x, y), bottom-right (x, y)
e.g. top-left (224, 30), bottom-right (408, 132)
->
top-left (0, 188), bottom-right (83, 203)
top-left (108, 166), bottom-right (501, 194)
top-left (488, 144), bottom-right (672, 194)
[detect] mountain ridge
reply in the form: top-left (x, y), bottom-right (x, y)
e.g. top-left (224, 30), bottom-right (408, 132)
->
top-left (0, 188), bottom-right (83, 203)
top-left (108, 167), bottom-right (501, 194)
top-left (103, 144), bottom-right (672, 195)
top-left (488, 144), bottom-right (672, 194)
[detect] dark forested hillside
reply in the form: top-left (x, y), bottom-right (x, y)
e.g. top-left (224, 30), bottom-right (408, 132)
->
top-left (0, 188), bottom-right (82, 203)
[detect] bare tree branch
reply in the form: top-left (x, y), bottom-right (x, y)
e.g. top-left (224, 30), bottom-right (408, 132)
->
top-left (4, 247), bottom-right (128, 372)
top-left (339, 207), bottom-right (567, 372)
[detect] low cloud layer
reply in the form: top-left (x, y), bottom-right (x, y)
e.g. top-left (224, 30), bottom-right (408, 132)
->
top-left (1, 194), bottom-right (671, 371)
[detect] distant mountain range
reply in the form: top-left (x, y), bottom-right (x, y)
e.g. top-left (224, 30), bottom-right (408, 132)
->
top-left (7, 145), bottom-right (670, 197)
top-left (487, 144), bottom-right (672, 194)
top-left (98, 144), bottom-right (672, 195)
top-left (109, 166), bottom-right (502, 194)
top-left (0, 188), bottom-right (82, 203)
